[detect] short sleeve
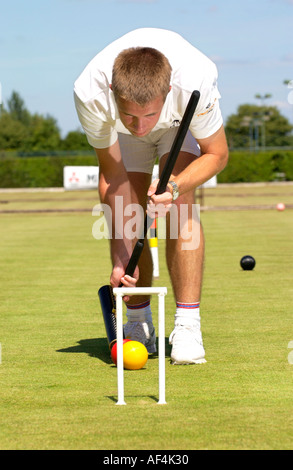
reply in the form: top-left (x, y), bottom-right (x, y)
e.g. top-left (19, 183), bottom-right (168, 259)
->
top-left (74, 92), bottom-right (118, 149)
top-left (189, 79), bottom-right (223, 139)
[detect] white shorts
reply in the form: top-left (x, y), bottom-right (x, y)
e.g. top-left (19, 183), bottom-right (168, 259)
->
top-left (118, 128), bottom-right (201, 174)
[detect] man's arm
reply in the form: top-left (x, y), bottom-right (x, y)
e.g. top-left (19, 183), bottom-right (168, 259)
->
top-left (171, 124), bottom-right (229, 195)
top-left (95, 141), bottom-right (137, 290)
top-left (148, 125), bottom-right (229, 204)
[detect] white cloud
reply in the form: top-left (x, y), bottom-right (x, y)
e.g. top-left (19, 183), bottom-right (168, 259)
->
top-left (282, 53), bottom-right (293, 62)
top-left (210, 55), bottom-right (257, 66)
top-left (273, 100), bottom-right (292, 109)
top-left (271, 0), bottom-right (293, 5)
top-left (211, 55), bottom-right (293, 68)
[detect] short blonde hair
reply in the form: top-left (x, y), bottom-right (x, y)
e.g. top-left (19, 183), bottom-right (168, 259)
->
top-left (112, 47), bottom-right (172, 106)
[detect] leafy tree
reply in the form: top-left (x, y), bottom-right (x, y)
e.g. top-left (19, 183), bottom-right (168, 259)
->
top-left (0, 112), bottom-right (29, 150)
top-left (24, 114), bottom-right (61, 151)
top-left (7, 91), bottom-right (31, 126)
top-left (0, 91), bottom-right (63, 151)
top-left (61, 129), bottom-right (92, 151)
top-left (225, 104), bottom-right (293, 150)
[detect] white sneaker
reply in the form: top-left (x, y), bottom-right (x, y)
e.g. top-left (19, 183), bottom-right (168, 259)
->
top-left (124, 321), bottom-right (156, 354)
top-left (169, 324), bottom-right (206, 365)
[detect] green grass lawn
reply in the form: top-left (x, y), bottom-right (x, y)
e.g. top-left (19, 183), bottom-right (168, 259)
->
top-left (0, 185), bottom-right (293, 450)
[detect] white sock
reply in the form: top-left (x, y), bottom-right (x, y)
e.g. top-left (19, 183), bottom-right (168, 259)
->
top-left (175, 301), bottom-right (201, 329)
top-left (126, 300), bottom-right (152, 323)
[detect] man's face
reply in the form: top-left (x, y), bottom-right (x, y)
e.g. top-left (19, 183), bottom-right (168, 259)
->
top-left (116, 95), bottom-right (165, 138)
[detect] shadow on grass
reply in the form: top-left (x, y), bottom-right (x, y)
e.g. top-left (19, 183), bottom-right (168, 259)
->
top-left (106, 395), bottom-right (159, 404)
top-left (57, 337), bottom-right (171, 365)
top-left (57, 338), bottom-right (112, 364)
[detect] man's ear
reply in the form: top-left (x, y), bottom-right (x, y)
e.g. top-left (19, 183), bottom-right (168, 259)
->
top-left (109, 84), bottom-right (113, 90)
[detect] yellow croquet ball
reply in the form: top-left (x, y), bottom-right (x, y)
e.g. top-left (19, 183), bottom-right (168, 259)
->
top-left (123, 341), bottom-right (148, 370)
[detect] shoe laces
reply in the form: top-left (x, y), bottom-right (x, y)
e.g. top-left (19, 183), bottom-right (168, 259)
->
top-left (170, 324), bottom-right (202, 345)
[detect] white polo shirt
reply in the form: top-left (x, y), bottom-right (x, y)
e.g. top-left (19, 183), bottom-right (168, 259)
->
top-left (74, 28), bottom-right (223, 149)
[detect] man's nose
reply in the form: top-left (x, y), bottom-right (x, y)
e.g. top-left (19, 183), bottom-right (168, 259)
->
top-left (133, 117), bottom-right (144, 130)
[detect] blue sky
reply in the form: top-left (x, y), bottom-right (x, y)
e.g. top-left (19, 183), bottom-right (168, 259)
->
top-left (1, 0), bottom-right (292, 137)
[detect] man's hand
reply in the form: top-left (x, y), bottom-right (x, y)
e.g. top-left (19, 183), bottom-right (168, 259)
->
top-left (110, 264), bottom-right (139, 302)
top-left (147, 178), bottom-right (173, 218)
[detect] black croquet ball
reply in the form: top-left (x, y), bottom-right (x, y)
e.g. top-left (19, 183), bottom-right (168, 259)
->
top-left (240, 255), bottom-right (256, 271)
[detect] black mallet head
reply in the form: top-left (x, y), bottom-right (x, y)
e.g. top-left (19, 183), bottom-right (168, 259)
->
top-left (240, 255), bottom-right (256, 271)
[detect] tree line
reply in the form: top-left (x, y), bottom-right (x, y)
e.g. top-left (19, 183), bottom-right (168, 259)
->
top-left (0, 91), bottom-right (292, 152)
top-left (0, 91), bottom-right (91, 152)
top-left (225, 103), bottom-right (293, 150)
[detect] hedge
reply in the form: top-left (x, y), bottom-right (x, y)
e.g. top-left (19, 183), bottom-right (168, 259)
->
top-left (0, 154), bottom-right (97, 188)
top-left (217, 150), bottom-right (293, 183)
top-left (0, 150), bottom-right (292, 188)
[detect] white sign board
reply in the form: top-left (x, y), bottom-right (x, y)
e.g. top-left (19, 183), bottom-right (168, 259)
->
top-left (63, 164), bottom-right (217, 190)
top-left (63, 166), bottom-right (99, 190)
top-left (63, 165), bottom-right (160, 191)
top-left (202, 175), bottom-right (217, 188)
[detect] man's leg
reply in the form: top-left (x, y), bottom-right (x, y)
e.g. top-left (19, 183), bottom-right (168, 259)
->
top-left (127, 171), bottom-right (153, 301)
top-left (166, 192), bottom-right (204, 302)
top-left (160, 152), bottom-right (206, 364)
top-left (123, 171), bottom-right (157, 353)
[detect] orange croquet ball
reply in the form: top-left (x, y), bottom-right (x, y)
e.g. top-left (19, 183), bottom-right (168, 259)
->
top-left (123, 341), bottom-right (148, 370)
top-left (111, 339), bottom-right (131, 365)
top-left (276, 202), bottom-right (285, 211)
